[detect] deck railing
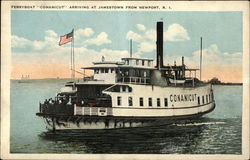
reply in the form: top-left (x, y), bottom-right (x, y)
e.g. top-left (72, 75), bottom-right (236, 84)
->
top-left (117, 76), bottom-right (150, 85)
top-left (39, 103), bottom-right (74, 115)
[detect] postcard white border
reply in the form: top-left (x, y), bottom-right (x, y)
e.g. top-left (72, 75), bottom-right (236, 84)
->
top-left (1, 1), bottom-right (249, 160)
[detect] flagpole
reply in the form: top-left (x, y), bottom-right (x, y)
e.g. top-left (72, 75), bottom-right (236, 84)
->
top-left (59, 30), bottom-right (75, 80)
top-left (71, 34), bottom-right (73, 79)
top-left (72, 29), bottom-right (75, 79)
top-left (200, 37), bottom-right (202, 81)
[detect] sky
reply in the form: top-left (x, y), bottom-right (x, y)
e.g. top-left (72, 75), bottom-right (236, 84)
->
top-left (11, 11), bottom-right (242, 82)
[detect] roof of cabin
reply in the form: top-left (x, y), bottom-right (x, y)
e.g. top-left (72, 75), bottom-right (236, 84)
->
top-left (160, 65), bottom-right (199, 71)
top-left (122, 57), bottom-right (154, 61)
top-left (82, 66), bottom-right (155, 70)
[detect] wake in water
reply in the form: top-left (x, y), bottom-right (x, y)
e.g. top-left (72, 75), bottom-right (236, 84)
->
top-left (171, 120), bottom-right (226, 126)
top-left (37, 117), bottom-right (241, 154)
top-left (39, 117), bottom-right (227, 141)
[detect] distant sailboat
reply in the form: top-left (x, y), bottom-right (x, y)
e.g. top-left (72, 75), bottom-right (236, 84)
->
top-left (18, 75), bottom-right (31, 83)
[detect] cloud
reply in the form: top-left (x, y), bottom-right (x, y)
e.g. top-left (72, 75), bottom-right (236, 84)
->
top-left (74, 28), bottom-right (95, 46)
top-left (125, 23), bottom-right (190, 55)
top-left (136, 24), bottom-right (146, 31)
top-left (162, 44), bottom-right (242, 82)
top-left (11, 35), bottom-right (32, 48)
top-left (45, 30), bottom-right (57, 40)
top-left (76, 28), bottom-right (94, 37)
top-left (11, 48), bottom-right (129, 79)
top-left (73, 28), bottom-right (112, 47)
top-left (144, 29), bottom-right (156, 41)
top-left (165, 23), bottom-right (190, 42)
top-left (223, 52), bottom-right (242, 57)
top-left (12, 30), bottom-right (59, 52)
top-left (126, 26), bottom-right (155, 54)
top-left (126, 30), bottom-right (143, 42)
top-left (163, 44), bottom-right (242, 67)
top-left (137, 41), bottom-right (155, 53)
top-left (76, 28), bottom-right (95, 37)
top-left (33, 41), bottom-right (45, 50)
top-left (189, 44), bottom-right (242, 66)
top-left (100, 48), bottom-right (129, 58)
top-left (11, 30), bottom-right (128, 78)
top-left (12, 28), bottom-right (112, 55)
top-left (84, 32), bottom-right (111, 46)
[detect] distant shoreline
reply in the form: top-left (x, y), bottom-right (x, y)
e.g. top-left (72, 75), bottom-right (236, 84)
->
top-left (11, 78), bottom-right (243, 85)
top-left (11, 78), bottom-right (81, 83)
top-left (212, 83), bottom-right (243, 86)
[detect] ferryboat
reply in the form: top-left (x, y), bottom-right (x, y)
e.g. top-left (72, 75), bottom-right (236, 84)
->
top-left (36, 21), bottom-right (216, 130)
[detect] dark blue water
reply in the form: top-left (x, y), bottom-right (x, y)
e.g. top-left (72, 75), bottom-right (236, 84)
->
top-left (10, 80), bottom-right (242, 154)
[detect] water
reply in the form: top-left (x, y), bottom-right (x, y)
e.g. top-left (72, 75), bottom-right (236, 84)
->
top-left (10, 80), bottom-right (242, 154)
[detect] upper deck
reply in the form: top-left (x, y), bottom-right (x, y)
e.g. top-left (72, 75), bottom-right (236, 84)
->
top-left (83, 57), bottom-right (154, 70)
top-left (82, 57), bottom-right (156, 84)
top-left (80, 56), bottom-right (201, 87)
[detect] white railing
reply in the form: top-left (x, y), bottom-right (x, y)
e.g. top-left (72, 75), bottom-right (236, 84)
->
top-left (118, 76), bottom-right (150, 84)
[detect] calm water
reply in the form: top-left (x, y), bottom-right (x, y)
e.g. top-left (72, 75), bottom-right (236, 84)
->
top-left (10, 80), bottom-right (242, 154)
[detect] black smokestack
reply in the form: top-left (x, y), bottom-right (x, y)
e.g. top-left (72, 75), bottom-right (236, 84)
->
top-left (156, 21), bottom-right (164, 69)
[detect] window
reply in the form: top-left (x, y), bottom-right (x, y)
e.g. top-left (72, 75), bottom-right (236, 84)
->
top-left (209, 94), bottom-right (211, 102)
top-left (136, 60), bottom-right (139, 65)
top-left (117, 97), bottom-right (121, 106)
top-left (95, 69), bottom-right (99, 74)
top-left (128, 87), bottom-right (132, 92)
top-left (157, 98), bottom-right (161, 107)
top-left (142, 60), bottom-right (145, 66)
top-left (122, 86), bottom-right (126, 92)
top-left (139, 97), bottom-right (144, 106)
top-left (202, 96), bottom-right (204, 104)
top-left (101, 69), bottom-right (104, 73)
top-left (164, 98), bottom-right (168, 107)
top-left (105, 68), bottom-right (109, 73)
top-left (111, 69), bottom-right (114, 73)
top-left (125, 70), bottom-right (129, 76)
top-left (148, 98), bottom-right (152, 107)
top-left (128, 97), bottom-right (133, 106)
top-left (136, 70), bottom-right (140, 77)
top-left (198, 96), bottom-right (200, 105)
top-left (148, 61), bottom-right (151, 66)
top-left (206, 95), bottom-right (208, 104)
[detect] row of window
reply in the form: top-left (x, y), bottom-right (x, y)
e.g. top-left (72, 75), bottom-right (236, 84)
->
top-left (197, 93), bottom-right (214, 105)
top-left (95, 68), bottom-right (115, 74)
top-left (117, 93), bottom-right (214, 107)
top-left (117, 97), bottom-right (168, 107)
top-left (94, 68), bottom-right (150, 78)
top-left (125, 59), bottom-right (152, 67)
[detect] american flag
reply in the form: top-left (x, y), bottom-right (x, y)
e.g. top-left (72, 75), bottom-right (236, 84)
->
top-left (59, 30), bottom-right (73, 46)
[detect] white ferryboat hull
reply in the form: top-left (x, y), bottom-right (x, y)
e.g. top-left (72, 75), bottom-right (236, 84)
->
top-left (47, 101), bottom-right (215, 130)
top-left (39, 84), bottom-right (216, 130)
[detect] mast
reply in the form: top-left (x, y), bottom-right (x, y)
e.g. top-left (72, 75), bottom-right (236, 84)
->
top-left (200, 37), bottom-right (202, 81)
top-left (72, 29), bottom-right (75, 79)
top-left (130, 39), bottom-right (132, 58)
top-left (71, 34), bottom-right (73, 79)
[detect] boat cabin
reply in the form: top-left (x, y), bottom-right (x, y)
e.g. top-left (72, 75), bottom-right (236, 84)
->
top-left (83, 57), bottom-right (154, 84)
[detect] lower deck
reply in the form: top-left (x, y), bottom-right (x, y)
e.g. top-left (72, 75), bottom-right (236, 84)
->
top-left (37, 102), bottom-right (215, 130)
